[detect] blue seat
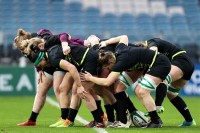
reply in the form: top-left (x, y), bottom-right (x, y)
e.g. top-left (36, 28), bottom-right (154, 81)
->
top-left (1, 7), bottom-right (14, 17)
top-left (119, 13), bottom-right (136, 23)
top-left (170, 14), bottom-right (187, 24)
top-left (182, 0), bottom-right (198, 5)
top-left (194, 35), bottom-right (200, 46)
top-left (33, 0), bottom-right (49, 4)
top-left (85, 7), bottom-right (100, 17)
top-left (119, 14), bottom-right (136, 33)
top-left (67, 2), bottom-right (82, 12)
top-left (101, 13), bottom-right (120, 37)
top-left (119, 24), bottom-right (137, 35)
top-left (184, 4), bottom-right (200, 14)
top-left (172, 23), bottom-right (190, 32)
top-left (155, 23), bottom-right (172, 32)
top-left (128, 35), bottom-right (141, 43)
top-left (137, 22), bottom-right (155, 34)
top-left (5, 34), bottom-right (16, 44)
top-left (34, 22), bottom-right (51, 31)
top-left (187, 14), bottom-right (200, 25)
top-left (101, 13), bottom-right (119, 32)
top-left (176, 35), bottom-right (192, 46)
top-left (136, 14), bottom-right (153, 24)
top-left (102, 13), bottom-right (118, 23)
top-left (154, 14), bottom-right (169, 24)
top-left (85, 22), bottom-right (102, 35)
top-left (189, 23), bottom-right (200, 32)
top-left (50, 1), bottom-right (65, 11)
top-left (34, 2), bottom-right (49, 10)
top-left (1, 20), bottom-right (17, 30)
top-left (165, 0), bottom-right (181, 6)
top-left (142, 33), bottom-right (157, 41)
top-left (1, 0), bottom-right (15, 5)
top-left (68, 24), bottom-right (86, 36)
top-left (163, 34), bottom-right (175, 43)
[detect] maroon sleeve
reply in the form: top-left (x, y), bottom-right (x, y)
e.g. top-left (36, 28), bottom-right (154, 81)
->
top-left (59, 33), bottom-right (69, 42)
top-left (37, 29), bottom-right (53, 39)
top-left (69, 37), bottom-right (84, 46)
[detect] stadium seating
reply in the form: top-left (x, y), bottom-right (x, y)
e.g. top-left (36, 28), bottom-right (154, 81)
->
top-left (0, 0), bottom-right (200, 63)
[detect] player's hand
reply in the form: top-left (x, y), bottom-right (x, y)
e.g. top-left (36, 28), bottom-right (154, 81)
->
top-left (80, 71), bottom-right (92, 81)
top-left (87, 35), bottom-right (100, 47)
top-left (62, 42), bottom-right (71, 55)
top-left (77, 86), bottom-right (88, 100)
top-left (99, 41), bottom-right (107, 48)
top-left (38, 71), bottom-right (45, 84)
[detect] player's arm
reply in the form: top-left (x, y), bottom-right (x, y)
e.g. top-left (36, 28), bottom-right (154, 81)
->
top-left (81, 71), bottom-right (120, 87)
top-left (59, 33), bottom-right (72, 55)
top-left (100, 35), bottom-right (128, 47)
top-left (59, 59), bottom-right (82, 87)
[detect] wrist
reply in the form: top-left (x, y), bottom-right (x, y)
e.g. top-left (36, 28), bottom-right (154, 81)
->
top-left (101, 41), bottom-right (107, 47)
top-left (87, 40), bottom-right (92, 48)
top-left (62, 42), bottom-right (68, 47)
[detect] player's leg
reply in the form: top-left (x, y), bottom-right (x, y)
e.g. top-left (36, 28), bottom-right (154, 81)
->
top-left (49, 72), bottom-right (72, 127)
top-left (167, 79), bottom-right (196, 126)
top-left (17, 71), bottom-right (53, 126)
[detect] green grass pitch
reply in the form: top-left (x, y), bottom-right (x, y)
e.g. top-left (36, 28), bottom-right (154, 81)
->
top-left (0, 96), bottom-right (199, 133)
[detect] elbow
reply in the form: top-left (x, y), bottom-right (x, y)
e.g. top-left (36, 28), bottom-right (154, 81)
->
top-left (122, 35), bottom-right (128, 39)
top-left (103, 82), bottom-right (112, 87)
top-left (69, 65), bottom-right (77, 72)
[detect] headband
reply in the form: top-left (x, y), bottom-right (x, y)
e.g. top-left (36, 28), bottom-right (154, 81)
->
top-left (34, 52), bottom-right (45, 65)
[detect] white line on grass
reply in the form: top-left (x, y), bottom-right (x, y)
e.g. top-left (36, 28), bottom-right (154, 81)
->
top-left (46, 96), bottom-right (108, 133)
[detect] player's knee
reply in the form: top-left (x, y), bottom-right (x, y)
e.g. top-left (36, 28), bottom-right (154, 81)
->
top-left (167, 86), bottom-right (179, 100)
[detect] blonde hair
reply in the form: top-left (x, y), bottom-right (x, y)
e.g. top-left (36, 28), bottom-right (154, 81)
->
top-left (13, 29), bottom-right (32, 50)
top-left (20, 37), bottom-right (43, 55)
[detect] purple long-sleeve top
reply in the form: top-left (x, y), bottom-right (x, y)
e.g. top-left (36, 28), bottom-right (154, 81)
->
top-left (59, 33), bottom-right (84, 45)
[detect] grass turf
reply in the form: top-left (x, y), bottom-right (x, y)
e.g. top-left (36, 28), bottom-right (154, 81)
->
top-left (0, 96), bottom-right (199, 133)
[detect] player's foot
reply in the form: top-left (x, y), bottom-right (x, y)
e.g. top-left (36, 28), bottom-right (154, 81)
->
top-left (104, 121), bottom-right (114, 127)
top-left (107, 120), bottom-right (131, 128)
top-left (116, 121), bottom-right (131, 128)
top-left (178, 120), bottom-right (196, 127)
top-left (57, 119), bottom-right (74, 127)
top-left (126, 112), bottom-right (133, 126)
top-left (49, 117), bottom-right (65, 127)
top-left (107, 121), bottom-right (119, 128)
top-left (156, 106), bottom-right (165, 113)
top-left (145, 106), bottom-right (164, 116)
top-left (17, 120), bottom-right (36, 126)
top-left (94, 122), bottom-right (105, 128)
top-left (145, 121), bottom-right (162, 128)
top-left (85, 120), bottom-right (95, 127)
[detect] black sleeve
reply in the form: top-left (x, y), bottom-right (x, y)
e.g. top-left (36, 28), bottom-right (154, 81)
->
top-left (48, 45), bottom-right (65, 68)
top-left (91, 44), bottom-right (99, 51)
top-left (147, 39), bottom-right (158, 48)
top-left (111, 60), bottom-right (124, 73)
top-left (128, 43), bottom-right (139, 47)
top-left (45, 35), bottom-right (61, 49)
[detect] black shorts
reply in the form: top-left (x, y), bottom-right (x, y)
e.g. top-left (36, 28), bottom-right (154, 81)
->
top-left (77, 49), bottom-right (99, 75)
top-left (43, 67), bottom-right (65, 75)
top-left (147, 54), bottom-right (171, 80)
top-left (171, 53), bottom-right (194, 80)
